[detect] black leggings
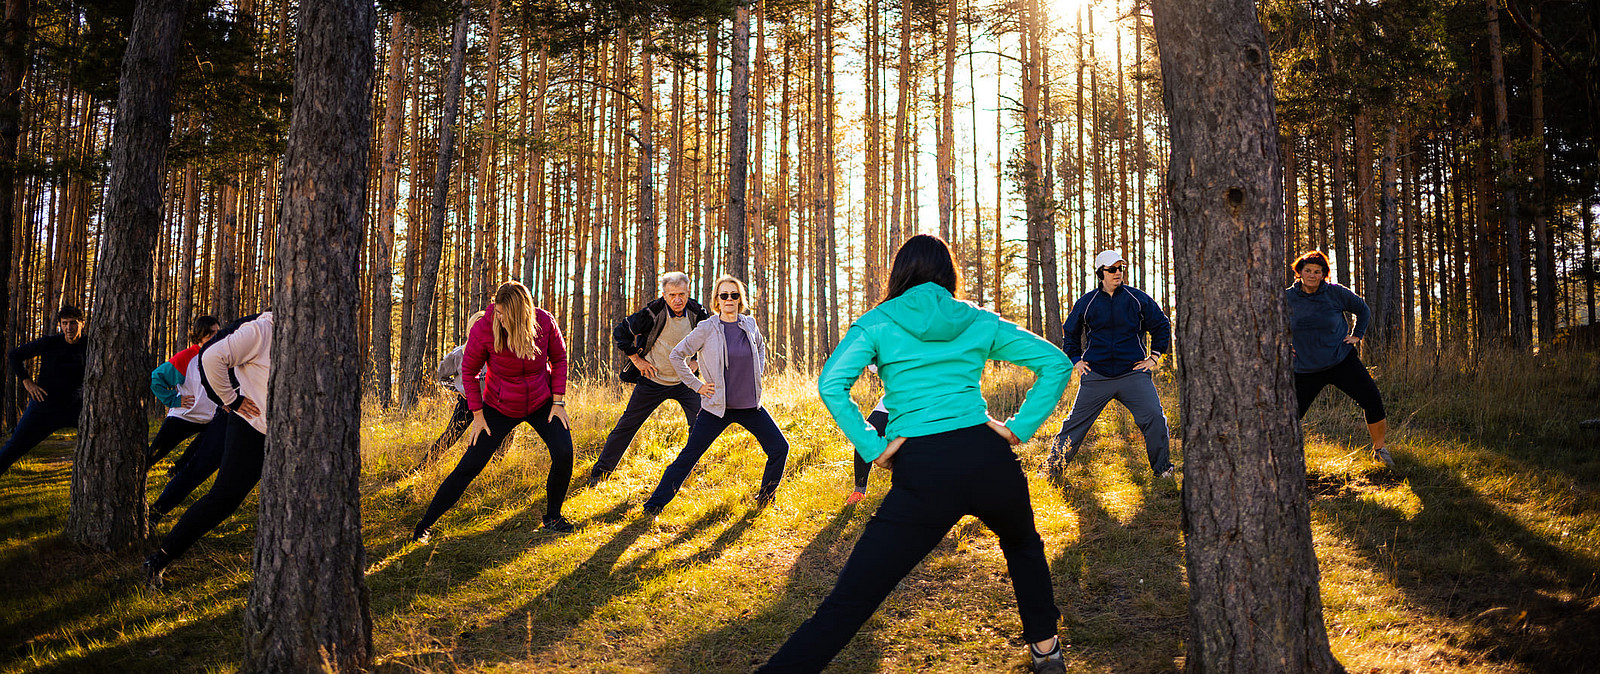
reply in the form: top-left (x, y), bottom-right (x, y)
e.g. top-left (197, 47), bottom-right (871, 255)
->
top-left (1295, 351), bottom-right (1386, 424)
top-left (152, 413), bottom-right (229, 514)
top-left (414, 401), bottom-right (573, 533)
top-left (761, 424), bottom-right (1059, 672)
top-left (852, 410), bottom-right (889, 491)
top-left (420, 396), bottom-right (473, 466)
top-left (157, 414), bottom-right (265, 562)
top-left (147, 416), bottom-right (207, 466)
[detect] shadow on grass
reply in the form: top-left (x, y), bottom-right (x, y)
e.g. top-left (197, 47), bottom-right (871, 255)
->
top-left (1310, 455), bottom-right (1600, 673)
top-left (658, 507), bottom-right (879, 673)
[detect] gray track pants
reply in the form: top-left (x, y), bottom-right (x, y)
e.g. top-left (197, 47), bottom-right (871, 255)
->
top-left (1048, 368), bottom-right (1172, 474)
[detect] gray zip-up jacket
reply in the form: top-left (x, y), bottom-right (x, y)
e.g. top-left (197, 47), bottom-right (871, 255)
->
top-left (669, 314), bottom-right (768, 417)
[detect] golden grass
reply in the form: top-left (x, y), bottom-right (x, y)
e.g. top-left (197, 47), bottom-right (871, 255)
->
top-left (0, 346), bottom-right (1595, 672)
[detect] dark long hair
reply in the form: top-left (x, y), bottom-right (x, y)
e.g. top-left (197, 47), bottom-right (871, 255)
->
top-left (884, 234), bottom-right (961, 302)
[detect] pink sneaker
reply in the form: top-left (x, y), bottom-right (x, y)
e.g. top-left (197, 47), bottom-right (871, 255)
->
top-left (844, 490), bottom-right (865, 505)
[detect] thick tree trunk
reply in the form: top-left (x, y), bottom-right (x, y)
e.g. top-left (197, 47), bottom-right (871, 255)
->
top-left (398, 4), bottom-right (468, 408)
top-left (67, 0), bottom-right (187, 550)
top-left (1375, 122), bottom-right (1402, 354)
top-left (1147, 0), bottom-right (1344, 671)
top-left (1529, 4), bottom-right (1554, 344)
top-left (369, 12), bottom-right (407, 407)
top-left (0, 0), bottom-right (26, 368)
top-left (727, 3), bottom-right (750, 279)
top-left (244, 0), bottom-right (374, 665)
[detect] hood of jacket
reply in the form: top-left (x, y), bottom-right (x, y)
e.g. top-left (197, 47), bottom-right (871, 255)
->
top-left (875, 282), bottom-right (982, 342)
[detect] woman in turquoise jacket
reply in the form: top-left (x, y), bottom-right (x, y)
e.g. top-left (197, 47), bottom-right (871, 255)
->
top-left (761, 235), bottom-right (1073, 674)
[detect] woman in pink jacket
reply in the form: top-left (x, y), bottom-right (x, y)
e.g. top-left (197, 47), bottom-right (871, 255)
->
top-left (413, 281), bottom-right (575, 540)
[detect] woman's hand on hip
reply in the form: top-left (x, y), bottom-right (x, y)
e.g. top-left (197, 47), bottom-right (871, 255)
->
top-left (548, 403), bottom-right (570, 429)
top-left (986, 419), bottom-right (1021, 445)
top-left (465, 410), bottom-right (490, 446)
top-left (698, 382), bottom-right (716, 398)
top-left (873, 436), bottom-right (906, 471)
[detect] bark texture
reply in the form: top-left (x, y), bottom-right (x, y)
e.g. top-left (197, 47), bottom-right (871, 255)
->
top-left (67, 0), bottom-right (187, 550)
top-left (243, 0), bottom-right (375, 666)
top-left (1147, 0), bottom-right (1345, 671)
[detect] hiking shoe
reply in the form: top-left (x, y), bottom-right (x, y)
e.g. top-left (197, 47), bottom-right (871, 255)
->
top-left (844, 490), bottom-right (865, 506)
top-left (586, 469), bottom-right (609, 488)
top-left (640, 504), bottom-right (664, 518)
top-left (143, 553), bottom-right (168, 590)
top-left (412, 526), bottom-right (434, 544)
top-left (1029, 638), bottom-right (1066, 674)
top-left (1373, 446), bottom-right (1395, 468)
top-left (542, 515), bottom-right (575, 533)
top-left (1158, 466), bottom-right (1176, 480)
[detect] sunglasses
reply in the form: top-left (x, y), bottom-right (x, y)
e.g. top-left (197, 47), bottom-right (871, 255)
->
top-left (718, 292), bottom-right (742, 301)
top-left (1100, 265), bottom-right (1126, 274)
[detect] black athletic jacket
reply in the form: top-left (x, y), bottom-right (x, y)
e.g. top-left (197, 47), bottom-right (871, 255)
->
top-left (8, 334), bottom-right (87, 406)
top-left (612, 297), bottom-right (709, 383)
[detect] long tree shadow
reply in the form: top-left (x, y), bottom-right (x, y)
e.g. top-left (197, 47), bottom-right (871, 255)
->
top-left (1309, 455), bottom-right (1600, 673)
top-left (13, 601), bottom-right (246, 674)
top-left (1046, 434), bottom-right (1187, 673)
top-left (659, 507), bottom-right (883, 673)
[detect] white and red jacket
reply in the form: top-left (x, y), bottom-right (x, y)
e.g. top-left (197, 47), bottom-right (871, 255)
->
top-left (200, 312), bottom-right (273, 434)
top-left (151, 344), bottom-right (219, 423)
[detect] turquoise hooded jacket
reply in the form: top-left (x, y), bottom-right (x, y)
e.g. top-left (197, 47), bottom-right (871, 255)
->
top-left (818, 282), bottom-right (1074, 462)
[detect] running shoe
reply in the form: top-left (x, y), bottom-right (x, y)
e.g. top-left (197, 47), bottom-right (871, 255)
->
top-left (542, 515), bottom-right (575, 533)
top-left (844, 490), bottom-right (865, 506)
top-left (1373, 446), bottom-right (1395, 468)
top-left (1029, 638), bottom-right (1066, 674)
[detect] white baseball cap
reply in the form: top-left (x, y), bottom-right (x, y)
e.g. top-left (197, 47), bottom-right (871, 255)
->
top-left (1094, 250), bottom-right (1126, 270)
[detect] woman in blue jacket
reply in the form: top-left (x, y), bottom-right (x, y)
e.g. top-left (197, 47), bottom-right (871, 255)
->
top-left (760, 235), bottom-right (1073, 674)
top-left (1284, 250), bottom-right (1392, 467)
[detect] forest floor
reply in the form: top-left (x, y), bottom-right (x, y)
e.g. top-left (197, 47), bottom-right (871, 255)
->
top-left (2, 349), bottom-right (1598, 673)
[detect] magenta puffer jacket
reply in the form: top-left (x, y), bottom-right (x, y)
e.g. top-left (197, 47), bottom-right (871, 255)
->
top-left (461, 304), bottom-right (568, 418)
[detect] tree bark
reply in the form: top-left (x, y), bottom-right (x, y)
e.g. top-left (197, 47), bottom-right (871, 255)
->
top-left (727, 2), bottom-right (750, 279)
top-left (67, 0), bottom-right (187, 550)
top-left (1487, 0), bottom-right (1529, 347)
top-left (369, 12), bottom-right (408, 408)
top-left (937, 0), bottom-right (956, 240)
top-left (244, 0), bottom-right (374, 665)
top-left (398, 3), bottom-right (468, 408)
top-left (1146, 0), bottom-right (1345, 671)
top-left (1375, 122), bottom-right (1402, 354)
top-left (0, 0), bottom-right (28, 366)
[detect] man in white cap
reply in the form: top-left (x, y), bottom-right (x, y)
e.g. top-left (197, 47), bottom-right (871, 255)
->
top-left (1047, 250), bottom-right (1174, 480)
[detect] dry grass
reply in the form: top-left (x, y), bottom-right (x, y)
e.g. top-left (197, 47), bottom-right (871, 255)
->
top-left (0, 348), bottom-right (1596, 673)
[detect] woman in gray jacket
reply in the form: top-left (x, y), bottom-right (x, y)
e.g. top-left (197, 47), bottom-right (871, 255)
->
top-left (641, 275), bottom-right (789, 514)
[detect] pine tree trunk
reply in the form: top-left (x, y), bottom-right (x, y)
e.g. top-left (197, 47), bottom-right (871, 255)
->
top-left (0, 0), bottom-right (25, 363)
top-left (1486, 0), bottom-right (1528, 347)
top-left (244, 0), bottom-right (374, 666)
top-left (1146, 0), bottom-right (1344, 670)
top-left (369, 12), bottom-right (407, 407)
top-left (399, 4), bottom-right (468, 408)
top-left (1375, 121), bottom-right (1402, 354)
top-left (67, 0), bottom-right (187, 550)
top-left (1529, 4), bottom-right (1554, 344)
top-left (937, 0), bottom-right (955, 240)
top-left (727, 2), bottom-right (750, 279)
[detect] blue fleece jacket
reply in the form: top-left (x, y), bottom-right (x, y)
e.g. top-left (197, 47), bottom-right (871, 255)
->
top-left (1284, 281), bottom-right (1368, 373)
top-left (1061, 285), bottom-right (1171, 377)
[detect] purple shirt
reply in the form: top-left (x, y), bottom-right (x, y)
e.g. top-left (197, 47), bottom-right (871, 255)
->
top-left (721, 320), bottom-right (759, 409)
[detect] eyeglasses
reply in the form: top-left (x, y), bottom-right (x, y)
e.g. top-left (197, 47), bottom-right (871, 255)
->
top-left (718, 292), bottom-right (742, 301)
top-left (1100, 265), bottom-right (1126, 274)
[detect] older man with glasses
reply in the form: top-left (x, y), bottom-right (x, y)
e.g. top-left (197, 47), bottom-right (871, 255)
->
top-left (1047, 250), bottom-right (1175, 481)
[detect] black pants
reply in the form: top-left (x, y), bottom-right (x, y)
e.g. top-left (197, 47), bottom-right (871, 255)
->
top-left (152, 413), bottom-right (230, 514)
top-left (157, 414), bottom-right (265, 561)
top-left (414, 401), bottom-right (574, 532)
top-left (590, 379), bottom-right (701, 478)
top-left (146, 416), bottom-right (208, 466)
top-left (853, 410), bottom-right (889, 491)
top-left (420, 397), bottom-right (473, 466)
top-left (0, 401), bottom-right (79, 476)
top-left (644, 407), bottom-right (789, 509)
top-left (761, 424), bottom-right (1059, 672)
top-left (1295, 351), bottom-right (1386, 424)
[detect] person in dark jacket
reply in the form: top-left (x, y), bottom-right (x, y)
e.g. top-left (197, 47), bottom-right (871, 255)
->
top-left (1284, 250), bottom-right (1392, 467)
top-left (0, 306), bottom-right (88, 477)
top-left (1047, 250), bottom-right (1174, 480)
top-left (587, 272), bottom-right (710, 486)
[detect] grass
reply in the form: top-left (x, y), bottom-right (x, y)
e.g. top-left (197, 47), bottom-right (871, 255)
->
top-left (1, 349), bottom-right (1597, 673)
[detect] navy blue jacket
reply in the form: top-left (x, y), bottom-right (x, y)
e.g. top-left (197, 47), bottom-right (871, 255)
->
top-left (1061, 285), bottom-right (1172, 377)
top-left (1284, 281), bottom-right (1368, 373)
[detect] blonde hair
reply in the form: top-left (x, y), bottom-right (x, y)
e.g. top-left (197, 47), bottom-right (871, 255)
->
top-left (712, 275), bottom-right (753, 314)
top-left (464, 310), bottom-right (485, 339)
top-left (491, 282), bottom-right (541, 360)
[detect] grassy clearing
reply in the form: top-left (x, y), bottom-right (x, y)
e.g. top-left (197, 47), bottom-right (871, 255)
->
top-left (1, 350), bottom-right (1597, 673)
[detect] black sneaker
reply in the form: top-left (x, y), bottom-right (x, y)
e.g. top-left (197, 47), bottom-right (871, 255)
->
top-left (412, 526), bottom-right (433, 544)
top-left (586, 470), bottom-right (607, 488)
top-left (640, 504), bottom-right (663, 518)
top-left (1029, 638), bottom-right (1065, 674)
top-left (542, 515), bottom-right (574, 533)
top-left (143, 553), bottom-right (168, 590)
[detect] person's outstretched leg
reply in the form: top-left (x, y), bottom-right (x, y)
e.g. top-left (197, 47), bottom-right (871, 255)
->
top-left (0, 402), bottom-right (76, 477)
top-left (733, 407), bottom-right (790, 503)
top-left (153, 416), bottom-right (267, 562)
top-left (1048, 370), bottom-right (1117, 471)
top-left (1117, 371), bottom-right (1173, 475)
top-left (151, 414), bottom-right (229, 517)
top-left (413, 406), bottom-right (519, 536)
top-left (1293, 369), bottom-right (1331, 419)
top-left (419, 397), bottom-right (473, 468)
top-left (146, 417), bottom-right (207, 467)
top-left (671, 383), bottom-right (703, 428)
top-left (760, 435), bottom-right (966, 672)
top-left (643, 411), bottom-right (732, 510)
top-left (851, 410), bottom-right (889, 496)
top-left (590, 381), bottom-right (672, 481)
top-left (526, 402), bottom-right (576, 527)
top-left (968, 433), bottom-right (1062, 644)
top-left (1327, 353), bottom-right (1390, 465)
